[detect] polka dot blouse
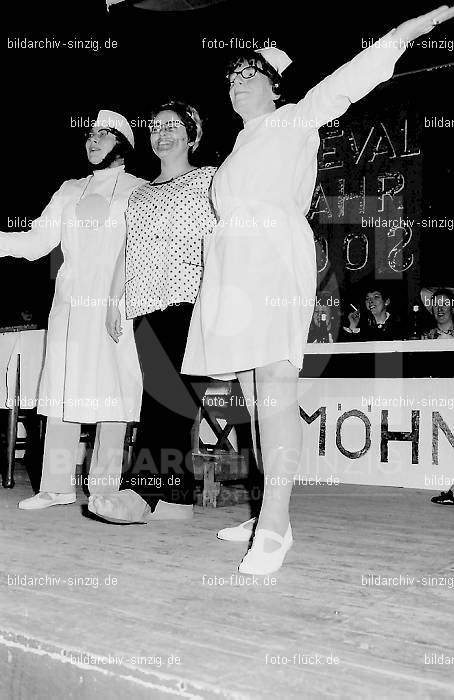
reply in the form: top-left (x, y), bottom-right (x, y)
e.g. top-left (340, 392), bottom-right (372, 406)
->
top-left (125, 166), bottom-right (217, 319)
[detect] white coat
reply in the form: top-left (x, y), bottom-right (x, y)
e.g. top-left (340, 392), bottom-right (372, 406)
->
top-left (182, 31), bottom-right (406, 379)
top-left (0, 165), bottom-right (145, 422)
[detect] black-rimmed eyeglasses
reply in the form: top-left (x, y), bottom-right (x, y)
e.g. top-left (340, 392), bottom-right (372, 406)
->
top-left (226, 65), bottom-right (267, 88)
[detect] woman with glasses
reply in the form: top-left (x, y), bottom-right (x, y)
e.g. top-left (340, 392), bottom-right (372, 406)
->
top-left (182, 7), bottom-right (454, 574)
top-left (0, 109), bottom-right (145, 510)
top-left (88, 100), bottom-right (216, 523)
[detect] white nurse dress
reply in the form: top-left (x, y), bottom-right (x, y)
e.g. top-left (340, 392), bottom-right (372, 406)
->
top-left (0, 164), bottom-right (145, 422)
top-left (182, 31), bottom-right (406, 380)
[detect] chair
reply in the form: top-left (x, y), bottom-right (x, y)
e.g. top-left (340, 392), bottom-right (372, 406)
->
top-left (2, 355), bottom-right (45, 489)
top-left (1, 353), bottom-right (138, 490)
top-left (193, 381), bottom-right (249, 507)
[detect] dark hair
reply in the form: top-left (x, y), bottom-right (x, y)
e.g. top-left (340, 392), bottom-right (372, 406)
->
top-left (363, 286), bottom-right (391, 329)
top-left (110, 128), bottom-right (134, 160)
top-left (364, 286), bottom-right (391, 303)
top-left (225, 49), bottom-right (284, 105)
top-left (150, 100), bottom-right (203, 152)
top-left (430, 287), bottom-right (454, 315)
top-left (89, 128), bottom-right (133, 170)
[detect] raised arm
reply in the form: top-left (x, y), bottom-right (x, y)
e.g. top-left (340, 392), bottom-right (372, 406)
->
top-left (0, 181), bottom-right (69, 260)
top-left (299, 5), bottom-right (454, 127)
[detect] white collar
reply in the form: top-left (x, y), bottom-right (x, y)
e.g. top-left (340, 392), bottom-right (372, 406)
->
top-left (91, 164), bottom-right (125, 180)
top-left (376, 311), bottom-right (390, 327)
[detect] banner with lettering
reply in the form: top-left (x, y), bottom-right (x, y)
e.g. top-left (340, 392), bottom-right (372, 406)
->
top-left (308, 65), bottom-right (453, 332)
top-left (297, 377), bottom-right (454, 489)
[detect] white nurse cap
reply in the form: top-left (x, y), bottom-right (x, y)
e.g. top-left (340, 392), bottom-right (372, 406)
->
top-left (254, 47), bottom-right (292, 75)
top-left (93, 109), bottom-right (135, 147)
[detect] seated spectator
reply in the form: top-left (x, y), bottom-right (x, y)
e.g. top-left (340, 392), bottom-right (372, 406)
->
top-left (420, 287), bottom-right (454, 339)
top-left (17, 308), bottom-right (38, 329)
top-left (307, 292), bottom-right (340, 343)
top-left (342, 286), bottom-right (402, 341)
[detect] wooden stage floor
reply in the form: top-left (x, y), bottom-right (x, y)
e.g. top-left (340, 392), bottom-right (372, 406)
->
top-left (1, 466), bottom-right (453, 699)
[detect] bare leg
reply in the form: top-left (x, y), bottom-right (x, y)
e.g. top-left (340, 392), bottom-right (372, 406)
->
top-left (236, 369), bottom-right (259, 466)
top-left (254, 360), bottom-right (301, 547)
top-left (222, 361), bottom-right (302, 554)
top-left (230, 369), bottom-right (261, 531)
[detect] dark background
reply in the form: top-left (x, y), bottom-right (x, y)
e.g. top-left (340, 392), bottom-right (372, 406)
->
top-left (1, 0), bottom-right (453, 327)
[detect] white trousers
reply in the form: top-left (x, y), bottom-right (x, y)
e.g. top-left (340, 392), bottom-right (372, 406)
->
top-left (39, 418), bottom-right (127, 495)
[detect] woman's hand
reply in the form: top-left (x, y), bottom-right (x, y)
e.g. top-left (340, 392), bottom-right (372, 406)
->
top-left (106, 305), bottom-right (123, 343)
top-left (394, 5), bottom-right (454, 44)
top-left (348, 309), bottom-right (361, 330)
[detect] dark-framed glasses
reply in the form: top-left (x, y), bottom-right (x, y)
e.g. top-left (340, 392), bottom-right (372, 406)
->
top-left (227, 64), bottom-right (265, 87)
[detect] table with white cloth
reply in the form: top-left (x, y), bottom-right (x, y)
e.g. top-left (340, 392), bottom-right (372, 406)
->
top-left (198, 340), bottom-right (454, 503)
top-left (1, 333), bottom-right (452, 497)
top-left (0, 329), bottom-right (46, 408)
top-left (0, 329), bottom-right (46, 487)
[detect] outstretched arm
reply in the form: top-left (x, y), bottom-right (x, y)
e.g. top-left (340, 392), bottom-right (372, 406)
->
top-left (392, 5), bottom-right (454, 43)
top-left (0, 182), bottom-right (68, 260)
top-left (299, 5), bottom-right (454, 127)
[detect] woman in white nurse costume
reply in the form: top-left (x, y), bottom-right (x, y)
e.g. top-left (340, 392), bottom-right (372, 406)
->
top-left (182, 7), bottom-right (454, 574)
top-left (0, 110), bottom-right (145, 510)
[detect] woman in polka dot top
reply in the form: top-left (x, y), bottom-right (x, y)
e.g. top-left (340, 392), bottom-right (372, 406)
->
top-left (90, 100), bottom-right (217, 524)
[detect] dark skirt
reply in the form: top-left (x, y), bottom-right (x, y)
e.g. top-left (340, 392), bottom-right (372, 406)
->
top-left (121, 303), bottom-right (208, 507)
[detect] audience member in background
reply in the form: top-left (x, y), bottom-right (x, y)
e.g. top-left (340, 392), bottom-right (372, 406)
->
top-left (18, 308), bottom-right (38, 329)
top-left (0, 306), bottom-right (38, 330)
top-left (342, 286), bottom-right (402, 341)
top-left (420, 287), bottom-right (454, 339)
top-left (307, 293), bottom-right (339, 343)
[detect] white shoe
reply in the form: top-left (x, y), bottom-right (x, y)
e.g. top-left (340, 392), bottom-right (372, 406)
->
top-left (238, 524), bottom-right (293, 575)
top-left (18, 492), bottom-right (76, 510)
top-left (217, 517), bottom-right (256, 542)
